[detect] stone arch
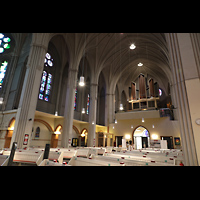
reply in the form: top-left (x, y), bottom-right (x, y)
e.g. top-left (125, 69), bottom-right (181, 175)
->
top-left (33, 119), bottom-right (53, 133)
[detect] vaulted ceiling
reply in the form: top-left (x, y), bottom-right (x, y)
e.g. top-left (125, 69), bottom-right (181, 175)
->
top-left (84, 33), bottom-right (171, 93)
top-left (11, 33), bottom-right (172, 94)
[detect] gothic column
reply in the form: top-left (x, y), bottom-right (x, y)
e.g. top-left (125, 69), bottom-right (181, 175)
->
top-left (105, 93), bottom-right (115, 126)
top-left (88, 83), bottom-right (98, 147)
top-left (10, 43), bottom-right (47, 148)
top-left (61, 68), bottom-right (78, 148)
top-left (166, 33), bottom-right (199, 166)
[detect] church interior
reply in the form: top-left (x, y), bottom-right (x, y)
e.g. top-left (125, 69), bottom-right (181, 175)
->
top-left (0, 33), bottom-right (200, 166)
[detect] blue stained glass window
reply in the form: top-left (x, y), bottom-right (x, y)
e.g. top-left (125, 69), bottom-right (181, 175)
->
top-left (86, 94), bottom-right (90, 114)
top-left (44, 52), bottom-right (53, 67)
top-left (44, 96), bottom-right (49, 101)
top-left (38, 52), bottom-right (53, 102)
top-left (0, 60), bottom-right (8, 89)
top-left (39, 94), bottom-right (43, 100)
top-left (74, 88), bottom-right (77, 110)
top-left (0, 33), bottom-right (11, 90)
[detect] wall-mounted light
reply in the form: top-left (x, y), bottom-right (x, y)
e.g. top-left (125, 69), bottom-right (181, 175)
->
top-left (81, 132), bottom-right (85, 137)
top-left (125, 134), bottom-right (131, 140)
top-left (142, 118), bottom-right (144, 123)
top-left (151, 134), bottom-right (158, 139)
top-left (54, 131), bottom-right (61, 135)
top-left (115, 119), bottom-right (117, 124)
top-left (8, 126), bottom-right (14, 131)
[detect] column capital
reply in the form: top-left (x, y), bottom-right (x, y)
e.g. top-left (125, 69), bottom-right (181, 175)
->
top-left (30, 42), bottom-right (48, 52)
top-left (68, 68), bottom-right (78, 74)
top-left (90, 83), bottom-right (98, 87)
top-left (106, 93), bottom-right (115, 96)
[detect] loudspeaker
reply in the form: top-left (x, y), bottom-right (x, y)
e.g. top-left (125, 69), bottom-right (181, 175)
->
top-left (7, 142), bottom-right (17, 166)
top-left (43, 144), bottom-right (50, 160)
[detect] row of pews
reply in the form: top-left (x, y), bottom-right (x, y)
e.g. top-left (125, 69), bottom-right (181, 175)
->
top-left (0, 146), bottom-right (184, 166)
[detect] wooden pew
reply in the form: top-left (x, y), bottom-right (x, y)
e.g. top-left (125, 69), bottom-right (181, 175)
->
top-left (76, 148), bottom-right (90, 158)
top-left (39, 159), bottom-right (69, 166)
top-left (12, 151), bottom-right (44, 166)
top-left (0, 155), bottom-right (9, 166)
top-left (48, 151), bottom-right (63, 164)
top-left (68, 156), bottom-right (125, 166)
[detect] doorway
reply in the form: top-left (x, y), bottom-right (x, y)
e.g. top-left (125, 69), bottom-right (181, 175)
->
top-left (4, 118), bottom-right (15, 148)
top-left (132, 126), bottom-right (150, 149)
top-left (116, 136), bottom-right (123, 147)
top-left (161, 136), bottom-right (173, 149)
top-left (80, 129), bottom-right (88, 147)
top-left (51, 125), bottom-right (62, 148)
top-left (51, 134), bottom-right (58, 148)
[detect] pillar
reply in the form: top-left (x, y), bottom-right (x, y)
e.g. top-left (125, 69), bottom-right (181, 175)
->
top-left (166, 33), bottom-right (199, 166)
top-left (88, 83), bottom-right (98, 147)
top-left (61, 68), bottom-right (78, 148)
top-left (10, 43), bottom-right (47, 148)
top-left (105, 93), bottom-right (115, 126)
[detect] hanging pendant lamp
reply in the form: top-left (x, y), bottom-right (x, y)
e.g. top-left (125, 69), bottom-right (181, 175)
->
top-left (79, 76), bottom-right (85, 86)
top-left (119, 103), bottom-right (123, 110)
top-left (82, 108), bottom-right (85, 114)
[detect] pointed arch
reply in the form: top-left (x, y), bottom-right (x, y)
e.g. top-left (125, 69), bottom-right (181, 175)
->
top-left (34, 119), bottom-right (53, 133)
top-left (73, 125), bottom-right (80, 135)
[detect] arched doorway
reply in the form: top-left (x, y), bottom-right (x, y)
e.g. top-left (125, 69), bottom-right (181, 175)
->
top-left (4, 118), bottom-right (15, 148)
top-left (132, 126), bottom-right (150, 149)
top-left (80, 128), bottom-right (88, 147)
top-left (51, 125), bottom-right (62, 148)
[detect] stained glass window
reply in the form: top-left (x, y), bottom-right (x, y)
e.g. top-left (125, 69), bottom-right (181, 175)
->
top-left (159, 88), bottom-right (162, 97)
top-left (74, 88), bottom-right (77, 110)
top-left (44, 53), bottom-right (53, 67)
top-left (39, 52), bottom-right (53, 102)
top-left (0, 33), bottom-right (11, 54)
top-left (86, 93), bottom-right (90, 114)
top-left (0, 33), bottom-right (11, 90)
top-left (0, 61), bottom-right (8, 89)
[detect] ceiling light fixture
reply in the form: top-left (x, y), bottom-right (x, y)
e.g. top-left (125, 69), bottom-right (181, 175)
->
top-left (130, 44), bottom-right (136, 50)
top-left (138, 62), bottom-right (143, 66)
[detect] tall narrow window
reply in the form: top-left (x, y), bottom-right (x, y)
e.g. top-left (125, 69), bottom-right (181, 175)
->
top-left (0, 61), bottom-right (8, 89)
top-left (0, 33), bottom-right (11, 54)
top-left (39, 53), bottom-right (53, 102)
top-left (0, 33), bottom-right (11, 90)
top-left (74, 87), bottom-right (77, 110)
top-left (86, 93), bottom-right (90, 114)
top-left (35, 127), bottom-right (40, 139)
